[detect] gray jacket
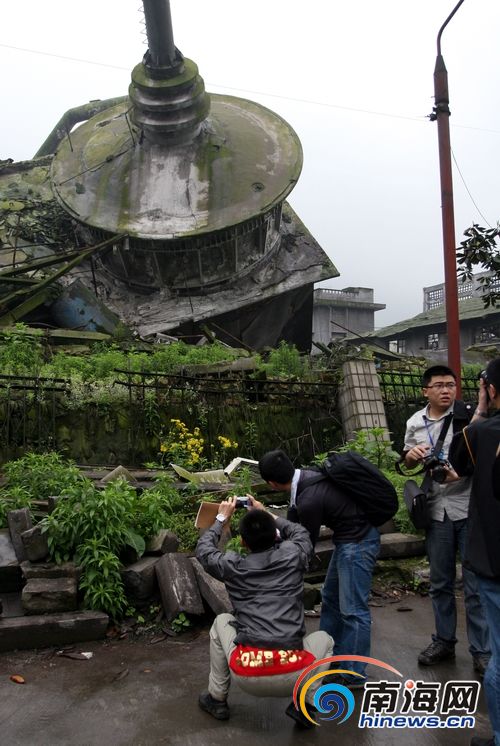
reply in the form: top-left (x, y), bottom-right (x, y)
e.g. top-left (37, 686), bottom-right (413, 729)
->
top-left (196, 516), bottom-right (312, 649)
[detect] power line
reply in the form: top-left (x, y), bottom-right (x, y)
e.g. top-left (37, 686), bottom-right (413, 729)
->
top-left (451, 148), bottom-right (492, 227)
top-left (2, 42), bottom-right (500, 135)
top-left (0, 42), bottom-right (128, 71)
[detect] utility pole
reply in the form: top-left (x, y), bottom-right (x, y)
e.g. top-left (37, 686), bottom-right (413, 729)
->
top-left (430, 0), bottom-right (465, 396)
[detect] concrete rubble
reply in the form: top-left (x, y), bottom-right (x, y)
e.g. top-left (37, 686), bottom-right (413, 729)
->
top-left (0, 499), bottom-right (428, 653)
top-left (155, 553), bottom-right (205, 621)
top-left (7, 508), bottom-right (33, 562)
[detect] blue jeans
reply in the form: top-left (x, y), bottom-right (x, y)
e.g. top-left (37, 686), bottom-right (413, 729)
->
top-left (319, 526), bottom-right (380, 680)
top-left (426, 514), bottom-right (490, 656)
top-left (476, 575), bottom-right (500, 746)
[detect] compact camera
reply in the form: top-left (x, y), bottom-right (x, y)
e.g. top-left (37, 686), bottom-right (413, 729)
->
top-left (422, 453), bottom-right (450, 484)
top-left (235, 496), bottom-right (251, 509)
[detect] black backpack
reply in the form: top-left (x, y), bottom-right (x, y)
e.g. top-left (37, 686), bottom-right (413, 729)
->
top-left (302, 451), bottom-right (398, 527)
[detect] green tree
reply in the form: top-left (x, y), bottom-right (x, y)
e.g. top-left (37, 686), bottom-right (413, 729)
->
top-left (456, 223), bottom-right (500, 307)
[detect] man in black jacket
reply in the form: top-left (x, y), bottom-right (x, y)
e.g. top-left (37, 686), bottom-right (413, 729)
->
top-left (259, 449), bottom-right (380, 688)
top-left (449, 358), bottom-right (500, 746)
top-left (196, 495), bottom-right (333, 726)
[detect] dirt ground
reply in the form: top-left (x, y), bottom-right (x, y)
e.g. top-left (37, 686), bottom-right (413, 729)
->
top-left (0, 593), bottom-right (493, 746)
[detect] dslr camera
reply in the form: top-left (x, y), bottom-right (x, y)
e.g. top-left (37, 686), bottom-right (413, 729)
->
top-left (422, 453), bottom-right (450, 484)
top-left (479, 369), bottom-right (488, 385)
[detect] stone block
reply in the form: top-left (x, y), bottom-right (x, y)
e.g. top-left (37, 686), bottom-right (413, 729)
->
top-left (303, 582), bottom-right (320, 610)
top-left (99, 465), bottom-right (138, 486)
top-left (7, 508), bottom-right (33, 562)
top-left (22, 577), bottom-right (78, 615)
top-left (20, 561), bottom-right (80, 580)
top-left (47, 495), bottom-right (63, 513)
top-left (0, 610), bottom-right (108, 652)
top-left (378, 518), bottom-right (396, 535)
top-left (121, 556), bottom-right (159, 600)
top-left (21, 525), bottom-right (49, 562)
top-left (145, 529), bottom-right (180, 555)
top-left (0, 529), bottom-right (23, 592)
top-left (190, 558), bottom-right (232, 615)
top-left (379, 532), bottom-right (426, 560)
top-left (155, 553), bottom-right (204, 621)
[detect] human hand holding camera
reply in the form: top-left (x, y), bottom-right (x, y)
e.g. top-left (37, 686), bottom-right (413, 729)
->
top-left (474, 371), bottom-right (490, 419)
top-left (404, 443), bottom-right (430, 468)
top-left (217, 496), bottom-right (238, 522)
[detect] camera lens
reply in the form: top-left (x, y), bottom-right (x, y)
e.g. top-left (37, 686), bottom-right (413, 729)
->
top-left (432, 466), bottom-right (448, 484)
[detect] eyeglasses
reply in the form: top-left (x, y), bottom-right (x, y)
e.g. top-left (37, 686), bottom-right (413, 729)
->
top-left (425, 382), bottom-right (457, 390)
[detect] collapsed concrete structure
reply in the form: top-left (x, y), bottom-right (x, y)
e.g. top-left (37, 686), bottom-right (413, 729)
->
top-left (0, 0), bottom-right (337, 350)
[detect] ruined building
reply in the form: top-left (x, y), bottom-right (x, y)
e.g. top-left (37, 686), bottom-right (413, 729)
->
top-left (0, 0), bottom-right (337, 350)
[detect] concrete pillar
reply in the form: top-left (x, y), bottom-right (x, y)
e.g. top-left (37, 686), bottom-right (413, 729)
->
top-left (338, 359), bottom-right (389, 441)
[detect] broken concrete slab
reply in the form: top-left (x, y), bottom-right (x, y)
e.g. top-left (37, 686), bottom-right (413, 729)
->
top-left (121, 557), bottom-right (159, 600)
top-left (0, 529), bottom-right (23, 592)
top-left (99, 465), bottom-right (138, 486)
top-left (21, 525), bottom-right (49, 562)
top-left (22, 577), bottom-right (78, 615)
top-left (0, 610), bottom-right (108, 652)
top-left (379, 533), bottom-right (426, 560)
top-left (7, 508), bottom-right (33, 562)
top-left (190, 558), bottom-right (232, 615)
top-left (20, 561), bottom-right (79, 580)
top-left (145, 529), bottom-right (180, 555)
top-left (155, 553), bottom-right (204, 621)
top-left (312, 532), bottom-right (426, 572)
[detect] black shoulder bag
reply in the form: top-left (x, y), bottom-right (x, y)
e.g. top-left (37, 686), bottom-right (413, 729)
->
top-left (402, 412), bottom-right (453, 530)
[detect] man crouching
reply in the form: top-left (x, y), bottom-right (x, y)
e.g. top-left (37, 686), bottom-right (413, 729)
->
top-left (196, 495), bottom-right (333, 727)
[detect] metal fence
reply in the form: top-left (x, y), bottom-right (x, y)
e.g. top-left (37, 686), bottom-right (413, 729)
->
top-left (0, 374), bottom-right (70, 454)
top-left (378, 368), bottom-right (480, 450)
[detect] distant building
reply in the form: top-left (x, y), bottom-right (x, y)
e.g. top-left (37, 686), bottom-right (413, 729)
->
top-left (312, 287), bottom-right (386, 350)
top-left (423, 271), bottom-right (500, 311)
top-left (362, 272), bottom-right (500, 361)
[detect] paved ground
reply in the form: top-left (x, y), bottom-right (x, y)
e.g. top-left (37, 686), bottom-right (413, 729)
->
top-left (0, 593), bottom-right (493, 746)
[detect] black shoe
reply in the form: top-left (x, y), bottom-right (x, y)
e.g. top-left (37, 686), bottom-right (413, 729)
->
top-left (470, 737), bottom-right (495, 746)
top-left (418, 640), bottom-right (455, 666)
top-left (198, 691), bottom-right (230, 720)
top-left (285, 701), bottom-right (319, 729)
top-left (472, 654), bottom-right (490, 678)
top-left (321, 672), bottom-right (366, 690)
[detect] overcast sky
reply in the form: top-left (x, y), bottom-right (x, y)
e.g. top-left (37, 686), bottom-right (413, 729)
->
top-left (1, 0), bottom-right (499, 328)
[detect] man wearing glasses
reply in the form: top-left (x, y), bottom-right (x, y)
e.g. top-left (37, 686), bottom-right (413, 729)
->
top-left (402, 365), bottom-right (490, 675)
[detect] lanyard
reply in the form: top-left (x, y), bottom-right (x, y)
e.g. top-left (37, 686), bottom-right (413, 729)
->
top-left (422, 416), bottom-right (438, 448)
top-left (422, 412), bottom-right (453, 457)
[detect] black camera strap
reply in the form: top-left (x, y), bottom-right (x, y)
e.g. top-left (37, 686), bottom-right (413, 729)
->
top-left (396, 410), bottom-right (454, 480)
top-left (420, 411), bottom-right (454, 492)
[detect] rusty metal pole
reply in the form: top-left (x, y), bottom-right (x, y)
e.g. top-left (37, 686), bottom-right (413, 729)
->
top-left (432, 0), bottom-right (465, 396)
top-left (142, 0), bottom-right (178, 70)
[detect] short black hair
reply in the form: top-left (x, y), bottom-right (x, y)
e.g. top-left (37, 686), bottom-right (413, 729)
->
top-left (422, 365), bottom-right (457, 387)
top-left (258, 449), bottom-right (294, 485)
top-left (239, 509), bottom-right (277, 552)
top-left (486, 357), bottom-right (500, 391)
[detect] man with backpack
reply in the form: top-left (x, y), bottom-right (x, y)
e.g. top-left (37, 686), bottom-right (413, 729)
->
top-left (402, 365), bottom-right (490, 675)
top-left (259, 448), bottom-right (384, 687)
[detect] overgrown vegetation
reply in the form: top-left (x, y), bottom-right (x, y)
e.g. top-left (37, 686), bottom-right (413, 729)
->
top-left (0, 451), bottom-right (205, 619)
